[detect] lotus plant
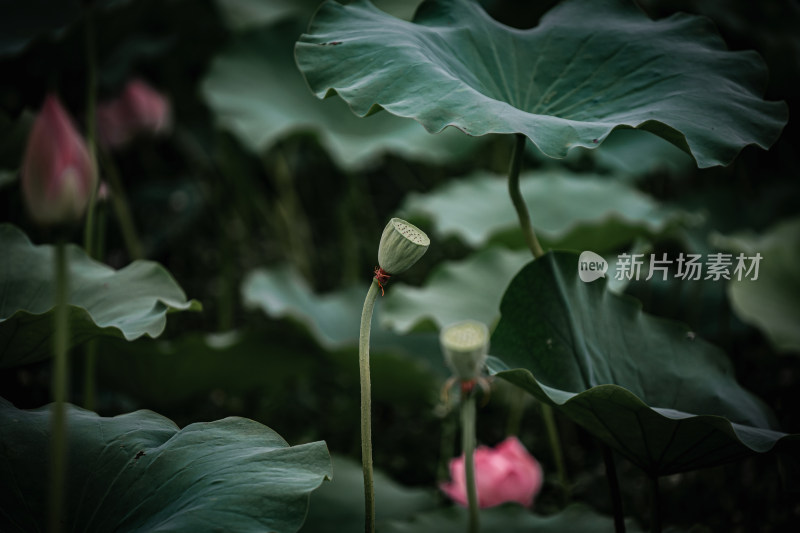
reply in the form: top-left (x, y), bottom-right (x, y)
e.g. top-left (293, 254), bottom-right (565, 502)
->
top-left (359, 217), bottom-right (429, 532)
top-left (439, 319), bottom-right (491, 533)
top-left (21, 92), bottom-right (99, 533)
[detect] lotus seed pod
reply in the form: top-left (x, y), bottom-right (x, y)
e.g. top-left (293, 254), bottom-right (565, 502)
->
top-left (440, 320), bottom-right (490, 382)
top-left (377, 218), bottom-right (430, 275)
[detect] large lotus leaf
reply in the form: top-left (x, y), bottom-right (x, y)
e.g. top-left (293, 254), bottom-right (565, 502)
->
top-left (202, 20), bottom-right (480, 171)
top-left (400, 170), bottom-right (692, 252)
top-left (381, 503), bottom-right (641, 533)
top-left (487, 252), bottom-right (800, 475)
top-left (295, 0), bottom-right (787, 168)
top-left (0, 398), bottom-right (331, 532)
top-left (710, 217), bottom-right (800, 354)
top-left (0, 224), bottom-right (200, 369)
top-left (301, 455), bottom-right (436, 532)
top-left (382, 247), bottom-right (529, 333)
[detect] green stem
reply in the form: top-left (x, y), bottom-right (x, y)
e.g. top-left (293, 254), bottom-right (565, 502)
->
top-left (82, 5), bottom-right (99, 258)
top-left (507, 134), bottom-right (544, 258)
top-left (49, 240), bottom-right (70, 533)
top-left (541, 403), bottom-right (569, 505)
top-left (100, 150), bottom-right (144, 260)
top-left (650, 475), bottom-right (662, 533)
top-left (359, 279), bottom-right (380, 533)
top-left (461, 390), bottom-right (479, 533)
top-left (601, 443), bottom-right (626, 533)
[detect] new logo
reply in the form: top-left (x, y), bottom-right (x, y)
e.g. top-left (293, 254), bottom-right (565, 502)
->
top-left (578, 251), bottom-right (608, 282)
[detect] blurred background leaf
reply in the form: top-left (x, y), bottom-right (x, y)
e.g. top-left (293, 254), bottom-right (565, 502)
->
top-left (400, 170), bottom-right (696, 252)
top-left (711, 216), bottom-right (800, 355)
top-left (202, 20), bottom-right (482, 172)
top-left (0, 225), bottom-right (199, 369)
top-left (381, 247), bottom-right (529, 334)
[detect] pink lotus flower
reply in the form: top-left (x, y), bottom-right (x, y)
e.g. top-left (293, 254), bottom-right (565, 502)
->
top-left (97, 79), bottom-right (171, 148)
top-left (22, 94), bottom-right (97, 225)
top-left (441, 436), bottom-right (543, 508)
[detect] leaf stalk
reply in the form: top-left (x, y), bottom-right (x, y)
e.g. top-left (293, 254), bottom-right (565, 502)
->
top-left (507, 134), bottom-right (544, 258)
top-left (358, 279), bottom-right (380, 533)
top-left (461, 390), bottom-right (480, 533)
top-left (49, 239), bottom-right (70, 533)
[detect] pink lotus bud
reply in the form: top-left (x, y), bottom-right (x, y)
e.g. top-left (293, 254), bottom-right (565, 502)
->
top-left (22, 94), bottom-right (97, 226)
top-left (97, 79), bottom-right (171, 148)
top-left (441, 436), bottom-right (543, 509)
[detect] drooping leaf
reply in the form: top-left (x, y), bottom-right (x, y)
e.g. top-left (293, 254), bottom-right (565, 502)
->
top-left (0, 397), bottom-right (331, 532)
top-left (381, 503), bottom-right (642, 533)
top-left (711, 217), bottom-right (800, 354)
top-left (242, 264), bottom-right (372, 349)
top-left (0, 224), bottom-right (200, 369)
top-left (488, 252), bottom-right (800, 475)
top-left (301, 455), bottom-right (437, 532)
top-left (241, 264), bottom-right (443, 372)
top-left (295, 0), bottom-right (787, 168)
top-left (400, 170), bottom-right (692, 252)
top-left (382, 247), bottom-right (529, 333)
top-left (202, 20), bottom-right (480, 171)
top-left (244, 264), bottom-right (414, 349)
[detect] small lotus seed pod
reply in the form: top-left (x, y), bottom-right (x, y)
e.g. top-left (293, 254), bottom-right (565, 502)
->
top-left (377, 218), bottom-right (430, 275)
top-left (440, 320), bottom-right (490, 382)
